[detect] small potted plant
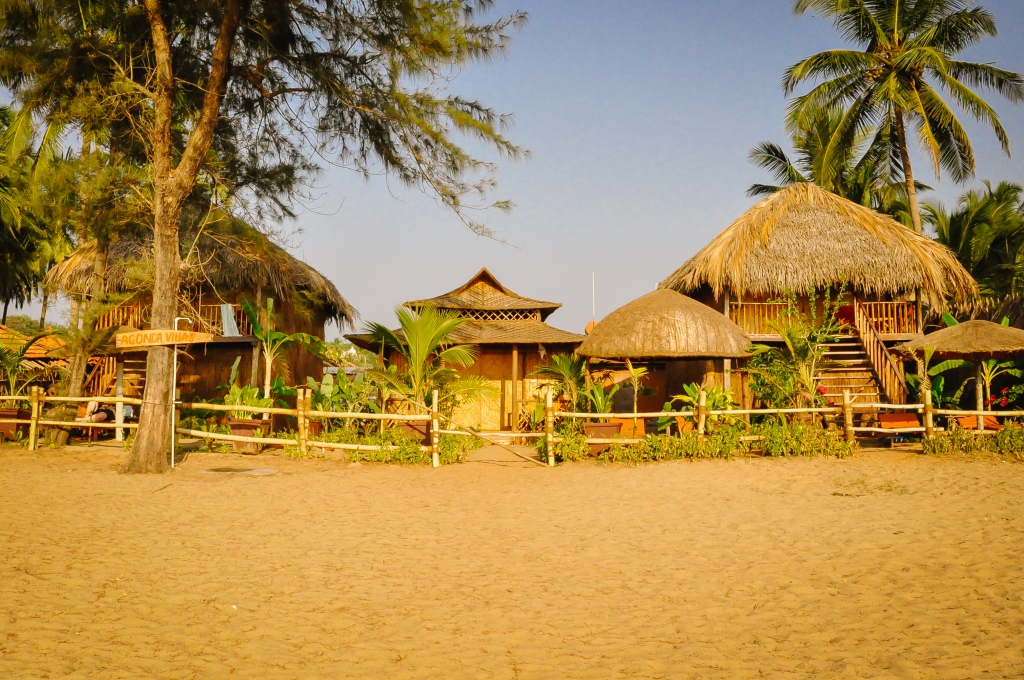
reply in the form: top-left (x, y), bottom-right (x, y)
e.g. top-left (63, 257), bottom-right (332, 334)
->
top-left (582, 382), bottom-right (621, 455)
top-left (224, 383), bottom-right (274, 453)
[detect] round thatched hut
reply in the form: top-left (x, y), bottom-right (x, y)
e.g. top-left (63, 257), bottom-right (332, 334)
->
top-left (578, 289), bottom-right (751, 410)
top-left (46, 218), bottom-right (354, 398)
top-left (658, 182), bottom-right (978, 405)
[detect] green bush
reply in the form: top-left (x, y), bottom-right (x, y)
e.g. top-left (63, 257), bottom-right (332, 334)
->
top-left (300, 427), bottom-right (482, 464)
top-left (752, 421), bottom-right (856, 458)
top-left (536, 424), bottom-right (590, 462)
top-left (601, 429), bottom-right (744, 464)
top-left (924, 421), bottom-right (1024, 461)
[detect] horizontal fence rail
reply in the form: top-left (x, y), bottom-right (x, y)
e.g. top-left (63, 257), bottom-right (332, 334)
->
top-left (10, 385), bottom-right (1022, 462)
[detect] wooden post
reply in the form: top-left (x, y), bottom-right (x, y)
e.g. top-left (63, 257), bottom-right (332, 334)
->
top-left (923, 389), bottom-right (934, 439)
top-left (545, 388), bottom-right (555, 467)
top-left (250, 343), bottom-right (260, 388)
top-left (914, 288), bottom-right (923, 334)
top-left (975, 364), bottom-right (985, 432)
top-left (297, 387), bottom-right (308, 456)
top-left (842, 389), bottom-right (854, 442)
top-left (114, 357), bottom-right (125, 442)
top-left (696, 389), bottom-right (707, 436)
top-left (431, 389), bottom-right (440, 468)
top-left (511, 344), bottom-right (519, 433)
top-left (28, 386), bottom-right (40, 451)
top-left (722, 292), bottom-right (732, 392)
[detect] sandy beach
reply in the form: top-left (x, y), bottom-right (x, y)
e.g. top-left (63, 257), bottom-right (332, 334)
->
top-left (1, 444), bottom-right (1022, 679)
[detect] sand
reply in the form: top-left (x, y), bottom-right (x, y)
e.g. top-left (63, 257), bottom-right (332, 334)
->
top-left (1, 443), bottom-right (1022, 679)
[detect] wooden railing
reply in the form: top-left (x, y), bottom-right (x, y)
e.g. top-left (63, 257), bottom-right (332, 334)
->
top-left (728, 302), bottom-right (789, 336)
top-left (197, 303), bottom-right (252, 336)
top-left (856, 301), bottom-right (918, 335)
top-left (853, 302), bottom-right (907, 404)
top-left (97, 302), bottom-right (148, 331)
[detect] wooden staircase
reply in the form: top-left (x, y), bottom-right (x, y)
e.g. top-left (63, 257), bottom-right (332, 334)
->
top-left (816, 337), bottom-right (883, 405)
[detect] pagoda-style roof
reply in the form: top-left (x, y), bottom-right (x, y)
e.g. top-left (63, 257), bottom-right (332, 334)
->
top-left (404, 268), bottom-right (561, 322)
top-left (348, 268), bottom-right (585, 349)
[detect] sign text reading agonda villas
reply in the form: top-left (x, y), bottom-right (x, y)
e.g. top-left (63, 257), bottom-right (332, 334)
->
top-left (115, 330), bottom-right (214, 349)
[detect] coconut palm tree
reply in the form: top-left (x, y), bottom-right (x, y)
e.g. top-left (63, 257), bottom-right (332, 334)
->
top-left (925, 180), bottom-right (1024, 297)
top-left (748, 107), bottom-right (927, 216)
top-left (784, 0), bottom-right (1024, 234)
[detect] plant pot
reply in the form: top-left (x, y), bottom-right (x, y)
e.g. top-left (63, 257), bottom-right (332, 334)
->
top-left (228, 417), bottom-right (265, 454)
top-left (307, 420), bottom-right (322, 437)
top-left (399, 420), bottom-right (431, 446)
top-left (583, 421), bottom-right (623, 455)
top-left (0, 408), bottom-right (31, 442)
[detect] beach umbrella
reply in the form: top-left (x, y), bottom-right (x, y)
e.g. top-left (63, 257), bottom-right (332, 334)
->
top-left (577, 289), bottom-right (750, 360)
top-left (898, 320), bottom-right (1024, 418)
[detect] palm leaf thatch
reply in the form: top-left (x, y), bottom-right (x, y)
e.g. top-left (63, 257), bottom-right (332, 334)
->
top-left (897, 320), bottom-right (1024, 360)
top-left (577, 289), bottom-right (750, 359)
top-left (46, 218), bottom-right (355, 326)
top-left (659, 183), bottom-right (977, 308)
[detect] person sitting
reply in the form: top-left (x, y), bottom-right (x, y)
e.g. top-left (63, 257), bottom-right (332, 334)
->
top-left (76, 401), bottom-right (116, 423)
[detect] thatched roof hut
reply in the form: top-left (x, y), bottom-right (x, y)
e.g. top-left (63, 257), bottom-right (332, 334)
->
top-left (659, 183), bottom-right (976, 307)
top-left (898, 320), bottom-right (1024, 360)
top-left (46, 219), bottom-right (355, 325)
top-left (578, 289), bottom-right (750, 359)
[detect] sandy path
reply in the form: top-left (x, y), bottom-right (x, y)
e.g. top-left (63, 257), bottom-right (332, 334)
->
top-left (1, 445), bottom-right (1022, 679)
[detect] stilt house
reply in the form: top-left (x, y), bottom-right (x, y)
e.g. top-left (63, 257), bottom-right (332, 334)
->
top-left (659, 183), bottom-right (977, 404)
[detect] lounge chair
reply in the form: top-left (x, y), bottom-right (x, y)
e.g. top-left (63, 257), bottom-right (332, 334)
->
top-left (878, 412), bottom-right (921, 447)
top-left (955, 415), bottom-right (1003, 432)
top-left (609, 417), bottom-right (645, 439)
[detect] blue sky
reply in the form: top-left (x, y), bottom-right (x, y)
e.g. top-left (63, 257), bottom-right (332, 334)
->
top-left (20, 1), bottom-right (1024, 336)
top-left (292, 0), bottom-right (1024, 338)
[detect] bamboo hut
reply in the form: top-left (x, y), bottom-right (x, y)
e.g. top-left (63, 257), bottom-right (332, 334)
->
top-left (577, 289), bottom-right (751, 410)
top-left (659, 182), bottom-right (977, 404)
top-left (348, 268), bottom-right (585, 430)
top-left (47, 220), bottom-right (355, 399)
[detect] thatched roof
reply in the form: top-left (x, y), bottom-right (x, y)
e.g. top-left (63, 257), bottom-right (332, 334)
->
top-left (46, 220), bottom-right (355, 326)
top-left (944, 295), bottom-right (1024, 329)
top-left (577, 289), bottom-right (750, 359)
top-left (405, 268), bottom-right (560, 321)
top-left (659, 183), bottom-right (977, 308)
top-left (898, 320), bottom-right (1024, 359)
top-left (0, 325), bottom-right (67, 369)
top-left (347, 320), bottom-right (584, 352)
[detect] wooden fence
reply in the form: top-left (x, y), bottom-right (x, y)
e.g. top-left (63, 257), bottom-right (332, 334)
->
top-left (4, 387), bottom-right (1020, 467)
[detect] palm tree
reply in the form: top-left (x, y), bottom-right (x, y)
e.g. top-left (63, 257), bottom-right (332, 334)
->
top-left (784, 0), bottom-right (1024, 234)
top-left (748, 107), bottom-right (927, 215)
top-left (531, 353), bottom-right (588, 412)
top-left (365, 306), bottom-right (494, 415)
top-left (925, 180), bottom-right (1024, 297)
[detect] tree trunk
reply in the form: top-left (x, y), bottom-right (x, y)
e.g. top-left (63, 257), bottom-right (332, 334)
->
top-left (125, 0), bottom-right (241, 472)
top-left (2, 299), bottom-right (8, 324)
top-left (894, 107), bottom-right (923, 234)
top-left (55, 237), bottom-right (110, 446)
top-left (38, 290), bottom-right (48, 327)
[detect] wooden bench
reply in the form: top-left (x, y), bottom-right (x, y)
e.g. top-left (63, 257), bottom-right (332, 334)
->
top-left (878, 412), bottom-right (921, 447)
top-left (955, 415), bottom-right (1003, 432)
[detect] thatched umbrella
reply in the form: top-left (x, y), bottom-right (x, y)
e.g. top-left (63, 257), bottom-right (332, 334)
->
top-left (577, 289), bottom-right (750, 359)
top-left (659, 182), bottom-right (977, 308)
top-left (898, 320), bottom-right (1024, 422)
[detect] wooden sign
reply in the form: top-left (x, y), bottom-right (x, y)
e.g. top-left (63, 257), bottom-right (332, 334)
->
top-left (115, 330), bottom-right (214, 349)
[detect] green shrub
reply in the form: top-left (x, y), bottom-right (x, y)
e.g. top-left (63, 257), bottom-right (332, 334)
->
top-left (752, 421), bottom-right (856, 458)
top-left (301, 427), bottom-right (482, 464)
top-left (601, 429), bottom-right (744, 464)
top-left (924, 421), bottom-right (1024, 461)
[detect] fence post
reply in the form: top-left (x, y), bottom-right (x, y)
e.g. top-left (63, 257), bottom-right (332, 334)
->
top-left (28, 386), bottom-right (40, 451)
top-left (114, 358), bottom-right (125, 442)
top-left (697, 389), bottom-right (707, 436)
top-left (297, 387), bottom-right (308, 456)
top-left (431, 389), bottom-right (440, 468)
top-left (545, 388), bottom-right (555, 467)
top-left (923, 389), bottom-right (934, 439)
top-left (842, 389), bottom-right (854, 442)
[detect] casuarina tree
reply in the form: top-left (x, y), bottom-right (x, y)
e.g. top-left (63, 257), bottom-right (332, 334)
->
top-left (0, 0), bottom-right (526, 472)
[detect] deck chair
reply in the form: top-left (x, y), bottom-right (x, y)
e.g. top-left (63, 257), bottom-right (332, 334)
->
top-left (878, 412), bottom-right (921, 447)
top-left (610, 417), bottom-right (645, 439)
top-left (955, 415), bottom-right (1003, 432)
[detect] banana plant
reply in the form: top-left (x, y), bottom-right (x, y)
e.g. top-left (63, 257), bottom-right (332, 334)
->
top-left (583, 381), bottom-right (619, 420)
top-left (242, 297), bottom-right (321, 402)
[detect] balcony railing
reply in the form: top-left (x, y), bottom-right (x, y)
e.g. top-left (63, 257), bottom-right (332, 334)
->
top-left (97, 301), bottom-right (252, 336)
top-left (729, 300), bottom-right (919, 337)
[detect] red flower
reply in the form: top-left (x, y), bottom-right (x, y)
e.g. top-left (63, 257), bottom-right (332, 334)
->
top-left (1000, 397), bottom-right (1009, 407)
top-left (817, 385), bottom-right (828, 396)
